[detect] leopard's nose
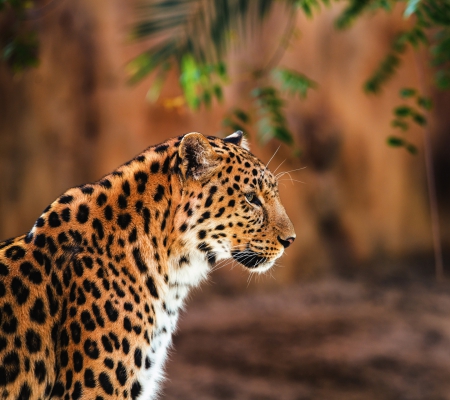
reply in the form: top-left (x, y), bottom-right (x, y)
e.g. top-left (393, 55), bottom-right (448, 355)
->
top-left (277, 235), bottom-right (295, 249)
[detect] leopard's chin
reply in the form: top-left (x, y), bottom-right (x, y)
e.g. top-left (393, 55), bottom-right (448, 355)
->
top-left (231, 249), bottom-right (274, 272)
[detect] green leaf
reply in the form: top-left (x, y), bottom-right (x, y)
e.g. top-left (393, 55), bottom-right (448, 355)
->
top-left (2, 35), bottom-right (39, 72)
top-left (394, 105), bottom-right (412, 117)
top-left (251, 86), bottom-right (276, 98)
top-left (406, 143), bottom-right (418, 154)
top-left (213, 85), bottom-right (223, 102)
top-left (2, 42), bottom-right (15, 60)
top-left (127, 41), bottom-right (177, 84)
top-left (178, 55), bottom-right (227, 109)
top-left (404, 0), bottom-right (421, 18)
top-left (417, 96), bottom-right (433, 110)
top-left (274, 126), bottom-right (294, 144)
top-left (412, 112), bottom-right (427, 125)
top-left (202, 90), bottom-right (212, 107)
top-left (223, 119), bottom-right (245, 132)
top-left (234, 108), bottom-right (250, 123)
top-left (372, 0), bottom-right (393, 12)
top-left (222, 117), bottom-right (233, 127)
top-left (436, 70), bottom-right (450, 90)
top-left (272, 68), bottom-right (318, 98)
top-left (387, 136), bottom-right (405, 147)
top-left (217, 62), bottom-right (227, 78)
top-left (412, 27), bottom-right (428, 45)
top-left (252, 85), bottom-right (293, 145)
top-left (364, 53), bottom-right (400, 93)
top-left (298, 1), bottom-right (313, 18)
top-left (180, 54), bottom-right (201, 109)
top-left (399, 88), bottom-right (417, 98)
top-left (295, 0), bottom-right (324, 18)
top-left (391, 119), bottom-right (409, 131)
top-left (293, 148), bottom-right (303, 158)
top-left (335, 0), bottom-right (372, 30)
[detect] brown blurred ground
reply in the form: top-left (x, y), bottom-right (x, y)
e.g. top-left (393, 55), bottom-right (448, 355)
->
top-left (162, 274), bottom-right (450, 400)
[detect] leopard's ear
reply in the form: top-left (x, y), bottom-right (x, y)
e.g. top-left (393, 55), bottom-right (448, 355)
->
top-left (223, 130), bottom-right (250, 151)
top-left (178, 132), bottom-right (219, 181)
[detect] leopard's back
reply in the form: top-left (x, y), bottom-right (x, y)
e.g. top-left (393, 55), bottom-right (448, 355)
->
top-left (0, 132), bottom-right (295, 399)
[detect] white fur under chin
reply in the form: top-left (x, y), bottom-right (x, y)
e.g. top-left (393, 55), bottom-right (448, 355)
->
top-left (135, 250), bottom-right (211, 400)
top-left (135, 244), bottom-right (278, 399)
top-left (251, 259), bottom-right (276, 273)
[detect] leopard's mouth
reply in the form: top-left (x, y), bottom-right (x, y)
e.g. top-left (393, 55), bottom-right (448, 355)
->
top-left (231, 248), bottom-right (269, 269)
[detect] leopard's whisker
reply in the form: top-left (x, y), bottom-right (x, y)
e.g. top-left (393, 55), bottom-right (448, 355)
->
top-left (276, 166), bottom-right (307, 179)
top-left (259, 145), bottom-right (281, 184)
top-left (272, 159), bottom-right (286, 175)
top-left (278, 177), bottom-right (305, 185)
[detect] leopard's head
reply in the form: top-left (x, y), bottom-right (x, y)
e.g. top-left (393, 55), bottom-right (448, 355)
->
top-left (176, 131), bottom-right (295, 273)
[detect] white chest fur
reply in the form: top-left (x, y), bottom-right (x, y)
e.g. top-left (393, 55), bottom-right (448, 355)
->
top-left (135, 252), bottom-right (210, 400)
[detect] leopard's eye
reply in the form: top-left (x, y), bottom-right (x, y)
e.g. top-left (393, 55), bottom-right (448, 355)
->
top-left (245, 192), bottom-right (262, 206)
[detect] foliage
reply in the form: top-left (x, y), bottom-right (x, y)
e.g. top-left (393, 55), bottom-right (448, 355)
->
top-left (386, 87), bottom-right (433, 154)
top-left (1, 0), bottom-right (450, 150)
top-left (222, 108), bottom-right (251, 134)
top-left (128, 0), bottom-right (283, 82)
top-left (0, 0), bottom-right (39, 71)
top-left (127, 0), bottom-right (321, 145)
top-left (125, 0), bottom-right (450, 149)
top-left (363, 1), bottom-right (449, 95)
top-left (178, 55), bottom-right (227, 109)
top-left (252, 86), bottom-right (293, 144)
top-left (359, 0), bottom-right (450, 154)
top-left (272, 68), bottom-right (318, 99)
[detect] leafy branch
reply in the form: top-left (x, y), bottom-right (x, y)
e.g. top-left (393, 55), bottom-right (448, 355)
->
top-left (387, 87), bottom-right (432, 154)
top-left (2, 0), bottom-right (450, 150)
top-left (128, 0), bottom-right (323, 146)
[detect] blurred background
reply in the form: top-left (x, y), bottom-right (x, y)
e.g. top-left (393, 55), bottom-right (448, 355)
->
top-left (1, 0), bottom-right (450, 399)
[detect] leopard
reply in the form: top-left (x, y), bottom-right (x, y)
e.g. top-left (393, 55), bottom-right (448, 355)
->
top-left (0, 131), bottom-right (295, 400)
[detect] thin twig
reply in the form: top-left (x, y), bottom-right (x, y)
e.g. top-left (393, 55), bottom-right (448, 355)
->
top-left (414, 51), bottom-right (444, 282)
top-left (260, 10), bottom-right (297, 76)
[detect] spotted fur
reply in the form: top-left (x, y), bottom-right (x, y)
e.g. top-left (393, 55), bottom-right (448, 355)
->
top-left (0, 132), bottom-right (295, 399)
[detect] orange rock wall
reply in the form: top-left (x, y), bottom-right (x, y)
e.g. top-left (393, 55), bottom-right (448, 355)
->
top-left (0, 1), bottom-right (449, 285)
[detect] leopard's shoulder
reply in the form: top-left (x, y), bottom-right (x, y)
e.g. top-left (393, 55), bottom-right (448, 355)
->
top-left (0, 132), bottom-right (295, 400)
